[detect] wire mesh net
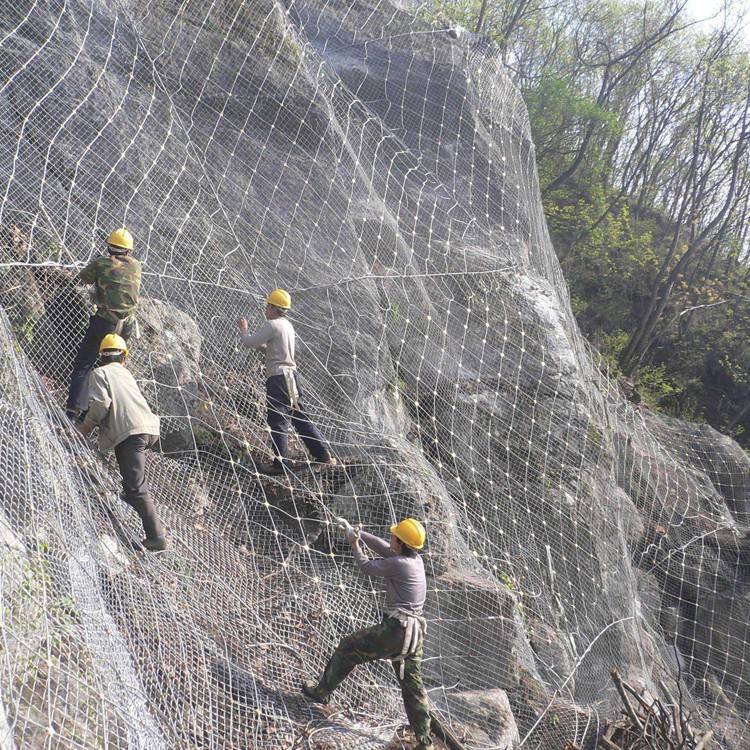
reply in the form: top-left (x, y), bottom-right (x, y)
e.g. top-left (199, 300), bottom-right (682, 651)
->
top-left (0, 1), bottom-right (748, 748)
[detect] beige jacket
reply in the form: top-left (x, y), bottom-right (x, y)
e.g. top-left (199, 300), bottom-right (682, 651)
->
top-left (84, 363), bottom-right (160, 452)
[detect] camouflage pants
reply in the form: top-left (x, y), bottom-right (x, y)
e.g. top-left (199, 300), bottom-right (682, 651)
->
top-left (318, 615), bottom-right (432, 746)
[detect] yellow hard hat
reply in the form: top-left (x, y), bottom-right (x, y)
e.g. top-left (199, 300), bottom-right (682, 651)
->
top-left (99, 333), bottom-right (129, 356)
top-left (106, 227), bottom-right (134, 252)
top-left (390, 518), bottom-right (426, 550)
top-left (266, 288), bottom-right (291, 310)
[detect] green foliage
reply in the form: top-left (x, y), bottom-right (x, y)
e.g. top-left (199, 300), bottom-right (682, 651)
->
top-left (527, 79), bottom-right (621, 184)
top-left (499, 569), bottom-right (527, 620)
top-left (431, 0), bottom-right (750, 445)
top-left (499, 569), bottom-right (517, 591)
top-left (586, 422), bottom-right (604, 449)
top-left (599, 330), bottom-right (630, 369)
top-left (420, 0), bottom-right (482, 30)
top-left (544, 182), bottom-right (658, 335)
top-left (636, 365), bottom-right (683, 410)
top-left (9, 314), bottom-right (36, 346)
top-left (390, 375), bottom-right (408, 400)
top-left (649, 274), bottom-right (750, 431)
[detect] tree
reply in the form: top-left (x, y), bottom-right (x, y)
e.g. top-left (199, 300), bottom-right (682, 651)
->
top-left (431, 0), bottom-right (750, 444)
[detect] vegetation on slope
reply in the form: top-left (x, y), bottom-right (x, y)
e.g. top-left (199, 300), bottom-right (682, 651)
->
top-left (425, 0), bottom-right (750, 446)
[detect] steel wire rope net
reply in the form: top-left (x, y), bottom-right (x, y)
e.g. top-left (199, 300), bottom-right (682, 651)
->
top-left (0, 1), bottom-right (748, 749)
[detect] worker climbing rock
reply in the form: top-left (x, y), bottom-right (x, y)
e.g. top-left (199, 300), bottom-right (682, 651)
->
top-left (236, 288), bottom-right (335, 475)
top-left (65, 227), bottom-right (141, 421)
top-left (302, 518), bottom-right (433, 750)
top-left (77, 334), bottom-right (167, 552)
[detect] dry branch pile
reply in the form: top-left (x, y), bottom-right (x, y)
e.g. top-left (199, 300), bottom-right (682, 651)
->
top-left (595, 669), bottom-right (714, 750)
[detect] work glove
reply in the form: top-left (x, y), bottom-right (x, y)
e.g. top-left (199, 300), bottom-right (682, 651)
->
top-left (336, 517), bottom-right (360, 543)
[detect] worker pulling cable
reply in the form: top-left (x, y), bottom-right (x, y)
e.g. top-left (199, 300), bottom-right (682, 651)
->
top-left (302, 516), bottom-right (433, 750)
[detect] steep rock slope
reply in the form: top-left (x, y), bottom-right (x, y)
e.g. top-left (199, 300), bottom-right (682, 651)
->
top-left (0, 1), bottom-right (748, 748)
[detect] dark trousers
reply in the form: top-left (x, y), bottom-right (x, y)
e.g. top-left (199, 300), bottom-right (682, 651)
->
top-left (266, 374), bottom-right (329, 462)
top-left (66, 314), bottom-right (132, 413)
top-left (114, 434), bottom-right (164, 540)
top-left (318, 616), bottom-right (432, 746)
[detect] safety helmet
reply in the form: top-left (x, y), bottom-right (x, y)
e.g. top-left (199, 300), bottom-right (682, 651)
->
top-left (266, 288), bottom-right (291, 310)
top-left (99, 333), bottom-right (129, 356)
top-left (390, 518), bottom-right (426, 550)
top-left (106, 227), bottom-right (134, 253)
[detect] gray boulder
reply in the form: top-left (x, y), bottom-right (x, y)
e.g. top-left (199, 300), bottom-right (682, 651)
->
top-left (132, 297), bottom-right (203, 454)
top-left (438, 689), bottom-right (520, 748)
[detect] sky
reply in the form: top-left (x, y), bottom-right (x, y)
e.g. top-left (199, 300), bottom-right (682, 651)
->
top-left (685, 0), bottom-right (750, 41)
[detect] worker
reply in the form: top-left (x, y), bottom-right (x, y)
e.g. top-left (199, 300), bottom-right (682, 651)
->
top-left (302, 518), bottom-right (432, 750)
top-left (66, 227), bottom-right (141, 421)
top-left (236, 288), bottom-right (335, 474)
top-left (78, 334), bottom-right (167, 552)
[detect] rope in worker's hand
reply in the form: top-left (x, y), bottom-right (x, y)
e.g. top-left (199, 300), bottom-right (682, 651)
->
top-left (336, 517), bottom-right (361, 543)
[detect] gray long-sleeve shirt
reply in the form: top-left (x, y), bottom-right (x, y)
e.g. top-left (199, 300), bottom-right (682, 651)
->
top-left (353, 531), bottom-right (426, 616)
top-left (240, 317), bottom-right (296, 377)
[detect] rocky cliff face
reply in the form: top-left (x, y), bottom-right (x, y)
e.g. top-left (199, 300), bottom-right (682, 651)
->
top-left (0, 1), bottom-right (748, 748)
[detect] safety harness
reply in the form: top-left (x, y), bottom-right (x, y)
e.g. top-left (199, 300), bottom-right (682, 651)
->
top-left (386, 608), bottom-right (427, 680)
top-left (281, 366), bottom-right (300, 410)
top-left (334, 518), bottom-right (427, 680)
top-left (89, 288), bottom-right (139, 338)
top-left (112, 314), bottom-right (139, 338)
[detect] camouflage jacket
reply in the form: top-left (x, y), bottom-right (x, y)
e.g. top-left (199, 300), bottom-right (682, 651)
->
top-left (80, 254), bottom-right (141, 323)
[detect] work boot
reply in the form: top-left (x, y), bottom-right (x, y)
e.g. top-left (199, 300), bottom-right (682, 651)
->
top-left (257, 459), bottom-right (286, 476)
top-left (140, 536), bottom-right (169, 552)
top-left (310, 455), bottom-right (338, 470)
top-left (64, 408), bottom-right (80, 423)
top-left (301, 680), bottom-right (329, 704)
